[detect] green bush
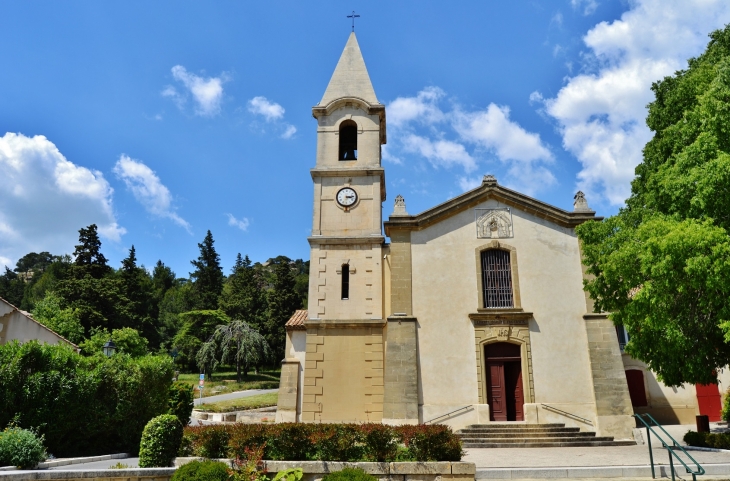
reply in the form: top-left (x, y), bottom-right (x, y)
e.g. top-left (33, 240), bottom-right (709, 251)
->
top-left (0, 427), bottom-right (47, 469)
top-left (169, 382), bottom-right (194, 427)
top-left (0, 341), bottom-right (174, 457)
top-left (171, 460), bottom-right (231, 481)
top-left (273, 468), bottom-right (304, 481)
top-left (322, 468), bottom-right (376, 481)
top-left (181, 423), bottom-right (462, 462)
top-left (139, 414), bottom-right (184, 468)
top-left (722, 388), bottom-right (730, 422)
top-left (682, 430), bottom-right (730, 449)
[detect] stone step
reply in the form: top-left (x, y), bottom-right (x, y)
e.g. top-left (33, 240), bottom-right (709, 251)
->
top-left (458, 427), bottom-right (581, 434)
top-left (458, 431), bottom-right (597, 439)
top-left (464, 423), bottom-right (566, 429)
top-left (460, 435), bottom-right (616, 444)
top-left (462, 439), bottom-right (636, 448)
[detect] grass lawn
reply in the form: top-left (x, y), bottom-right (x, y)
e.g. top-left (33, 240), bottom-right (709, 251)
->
top-left (178, 368), bottom-right (280, 397)
top-left (196, 392), bottom-right (278, 412)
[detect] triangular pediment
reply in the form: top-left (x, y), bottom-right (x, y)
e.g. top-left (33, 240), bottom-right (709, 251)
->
top-left (384, 178), bottom-right (598, 235)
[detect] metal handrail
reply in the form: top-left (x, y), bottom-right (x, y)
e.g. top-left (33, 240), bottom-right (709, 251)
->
top-left (634, 413), bottom-right (705, 481)
top-left (541, 403), bottom-right (593, 425)
top-left (424, 405), bottom-right (471, 425)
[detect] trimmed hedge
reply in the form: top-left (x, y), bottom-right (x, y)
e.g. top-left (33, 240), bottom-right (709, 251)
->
top-left (322, 468), bottom-right (376, 481)
top-left (171, 460), bottom-right (230, 481)
top-left (684, 430), bottom-right (730, 449)
top-left (0, 341), bottom-right (174, 457)
top-left (139, 414), bottom-right (184, 467)
top-left (180, 423), bottom-right (463, 461)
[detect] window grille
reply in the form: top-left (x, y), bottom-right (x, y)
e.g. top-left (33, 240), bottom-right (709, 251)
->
top-left (341, 264), bottom-right (350, 300)
top-left (481, 250), bottom-right (513, 308)
top-left (615, 324), bottom-right (629, 352)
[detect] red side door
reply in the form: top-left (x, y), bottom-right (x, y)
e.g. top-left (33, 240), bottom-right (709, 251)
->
top-left (625, 370), bottom-right (648, 407)
top-left (487, 362), bottom-right (506, 421)
top-left (697, 383), bottom-right (722, 422)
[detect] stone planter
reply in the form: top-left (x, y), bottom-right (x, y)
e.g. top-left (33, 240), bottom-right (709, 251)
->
top-left (175, 458), bottom-right (476, 481)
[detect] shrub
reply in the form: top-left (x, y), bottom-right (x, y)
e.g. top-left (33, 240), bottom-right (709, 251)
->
top-left (322, 467), bottom-right (377, 481)
top-left (313, 424), bottom-right (365, 461)
top-left (266, 424), bottom-right (316, 461)
top-left (361, 424), bottom-right (398, 462)
top-left (684, 430), bottom-right (709, 447)
top-left (171, 460), bottom-right (231, 481)
top-left (397, 425), bottom-right (463, 461)
top-left (0, 341), bottom-right (174, 457)
top-left (707, 432), bottom-right (730, 449)
top-left (169, 382), bottom-right (194, 427)
top-left (273, 468), bottom-right (304, 481)
top-left (0, 427), bottom-right (47, 469)
top-left (228, 424), bottom-right (267, 460)
top-left (722, 388), bottom-right (730, 422)
top-left (139, 414), bottom-right (184, 468)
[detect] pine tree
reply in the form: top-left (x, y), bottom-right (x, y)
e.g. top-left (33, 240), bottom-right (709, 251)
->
top-left (219, 254), bottom-right (266, 332)
top-left (72, 224), bottom-right (110, 279)
top-left (119, 245), bottom-right (156, 347)
top-left (265, 257), bottom-right (300, 361)
top-left (189, 230), bottom-right (224, 310)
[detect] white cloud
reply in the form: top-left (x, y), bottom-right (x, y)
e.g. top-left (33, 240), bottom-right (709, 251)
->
top-left (540, 0), bottom-right (730, 206)
top-left (388, 87), bottom-right (445, 128)
top-left (458, 176), bottom-right (482, 191)
top-left (164, 65), bottom-right (226, 116)
top-left (248, 96), bottom-right (285, 121)
top-left (113, 155), bottom-right (190, 231)
top-left (571, 0), bottom-right (599, 15)
top-left (454, 104), bottom-right (553, 163)
top-left (226, 213), bottom-right (250, 231)
top-left (281, 125), bottom-right (297, 139)
top-left (402, 134), bottom-right (476, 172)
top-left (382, 145), bottom-right (402, 165)
top-left (0, 132), bottom-right (124, 268)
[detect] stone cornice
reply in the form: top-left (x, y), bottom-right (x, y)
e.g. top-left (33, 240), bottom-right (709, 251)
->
top-left (384, 183), bottom-right (600, 235)
top-left (304, 318), bottom-right (387, 329)
top-left (469, 309), bottom-right (533, 324)
top-left (583, 313), bottom-right (610, 320)
top-left (308, 235), bottom-right (385, 246)
top-left (310, 168), bottom-right (386, 201)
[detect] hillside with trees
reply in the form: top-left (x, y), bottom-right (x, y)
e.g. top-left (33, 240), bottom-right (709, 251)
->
top-left (0, 224), bottom-right (309, 374)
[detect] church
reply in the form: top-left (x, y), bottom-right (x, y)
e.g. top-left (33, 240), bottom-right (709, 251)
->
top-left (275, 33), bottom-right (728, 440)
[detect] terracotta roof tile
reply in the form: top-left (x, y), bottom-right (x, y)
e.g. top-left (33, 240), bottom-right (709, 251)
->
top-left (285, 310), bottom-right (308, 330)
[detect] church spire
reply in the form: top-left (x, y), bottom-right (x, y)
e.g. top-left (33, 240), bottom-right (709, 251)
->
top-left (318, 33), bottom-right (379, 107)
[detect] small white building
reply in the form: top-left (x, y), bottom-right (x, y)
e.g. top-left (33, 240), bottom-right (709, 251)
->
top-left (0, 297), bottom-right (78, 350)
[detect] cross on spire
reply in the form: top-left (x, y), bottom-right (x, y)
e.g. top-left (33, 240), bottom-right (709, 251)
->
top-left (347, 11), bottom-right (360, 32)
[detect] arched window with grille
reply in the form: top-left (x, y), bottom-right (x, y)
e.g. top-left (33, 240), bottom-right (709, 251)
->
top-left (339, 120), bottom-right (358, 160)
top-left (481, 249), bottom-right (513, 308)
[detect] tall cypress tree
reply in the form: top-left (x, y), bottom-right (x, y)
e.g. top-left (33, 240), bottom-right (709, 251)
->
top-left (265, 256), bottom-right (300, 361)
top-left (219, 253), bottom-right (266, 332)
top-left (120, 245), bottom-right (156, 346)
top-left (190, 230), bottom-right (224, 310)
top-left (72, 224), bottom-right (110, 279)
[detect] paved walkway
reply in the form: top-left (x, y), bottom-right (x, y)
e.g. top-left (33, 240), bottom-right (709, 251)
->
top-left (194, 388), bottom-right (277, 406)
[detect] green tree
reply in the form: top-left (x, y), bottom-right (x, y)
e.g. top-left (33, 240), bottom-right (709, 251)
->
top-left (0, 267), bottom-right (24, 307)
top-left (80, 327), bottom-right (150, 357)
top-left (172, 310), bottom-right (229, 371)
top-left (72, 224), bottom-right (111, 279)
top-left (265, 257), bottom-right (301, 362)
top-left (31, 291), bottom-right (85, 344)
top-left (212, 319), bottom-right (270, 382)
top-left (219, 254), bottom-right (266, 331)
top-left (190, 231), bottom-right (224, 310)
top-left (577, 26), bottom-right (730, 386)
top-left (120, 246), bottom-right (157, 345)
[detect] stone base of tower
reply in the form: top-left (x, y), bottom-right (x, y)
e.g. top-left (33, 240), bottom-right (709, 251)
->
top-left (300, 320), bottom-right (385, 422)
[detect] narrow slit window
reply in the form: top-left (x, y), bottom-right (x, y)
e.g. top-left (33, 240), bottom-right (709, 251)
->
top-left (341, 264), bottom-right (350, 300)
top-left (481, 250), bottom-right (513, 308)
top-left (339, 120), bottom-right (358, 160)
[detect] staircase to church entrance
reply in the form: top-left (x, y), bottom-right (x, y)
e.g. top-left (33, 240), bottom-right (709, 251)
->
top-left (456, 423), bottom-right (636, 448)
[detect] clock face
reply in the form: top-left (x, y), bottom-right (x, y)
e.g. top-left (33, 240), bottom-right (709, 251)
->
top-left (336, 187), bottom-right (358, 207)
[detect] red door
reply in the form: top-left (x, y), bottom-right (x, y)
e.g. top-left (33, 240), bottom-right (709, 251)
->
top-left (697, 383), bottom-right (722, 422)
top-left (506, 363), bottom-right (524, 421)
top-left (625, 370), bottom-right (648, 407)
top-left (487, 362), bottom-right (506, 421)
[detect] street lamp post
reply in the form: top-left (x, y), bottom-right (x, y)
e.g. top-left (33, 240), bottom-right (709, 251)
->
top-left (102, 339), bottom-right (116, 357)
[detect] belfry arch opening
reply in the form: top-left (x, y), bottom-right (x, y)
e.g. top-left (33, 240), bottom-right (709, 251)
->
top-left (341, 264), bottom-right (350, 299)
top-left (339, 120), bottom-right (358, 160)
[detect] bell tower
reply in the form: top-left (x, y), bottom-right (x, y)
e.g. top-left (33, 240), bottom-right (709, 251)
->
top-left (301, 33), bottom-right (388, 422)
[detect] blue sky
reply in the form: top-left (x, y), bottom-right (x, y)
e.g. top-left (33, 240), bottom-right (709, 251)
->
top-left (1, 1), bottom-right (729, 277)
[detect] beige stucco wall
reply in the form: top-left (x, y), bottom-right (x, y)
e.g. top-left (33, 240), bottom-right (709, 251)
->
top-left (315, 105), bottom-right (381, 169)
top-left (622, 355), bottom-right (700, 424)
top-left (0, 300), bottom-right (75, 348)
top-left (309, 244), bottom-right (384, 320)
top-left (301, 326), bottom-right (384, 422)
top-left (312, 174), bottom-right (383, 237)
top-left (283, 330), bottom-right (307, 421)
top-left (409, 198), bottom-right (598, 429)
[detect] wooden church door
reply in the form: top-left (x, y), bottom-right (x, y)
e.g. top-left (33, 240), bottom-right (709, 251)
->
top-left (485, 343), bottom-right (524, 421)
top-left (696, 383), bottom-right (722, 421)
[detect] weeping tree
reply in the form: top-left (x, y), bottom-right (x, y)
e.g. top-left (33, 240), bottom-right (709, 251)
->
top-left (195, 340), bottom-right (219, 381)
top-left (213, 320), bottom-right (270, 382)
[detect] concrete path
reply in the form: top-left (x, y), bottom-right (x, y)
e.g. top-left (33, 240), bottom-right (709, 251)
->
top-left (194, 388), bottom-right (277, 406)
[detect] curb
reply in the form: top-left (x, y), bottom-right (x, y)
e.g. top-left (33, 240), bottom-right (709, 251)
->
top-left (475, 463), bottom-right (730, 479)
top-left (0, 454), bottom-right (129, 472)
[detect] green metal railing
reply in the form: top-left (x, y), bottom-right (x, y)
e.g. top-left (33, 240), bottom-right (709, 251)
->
top-left (633, 413), bottom-right (705, 481)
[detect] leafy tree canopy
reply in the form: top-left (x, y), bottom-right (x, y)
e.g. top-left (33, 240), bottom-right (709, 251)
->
top-left (577, 26), bottom-right (730, 386)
